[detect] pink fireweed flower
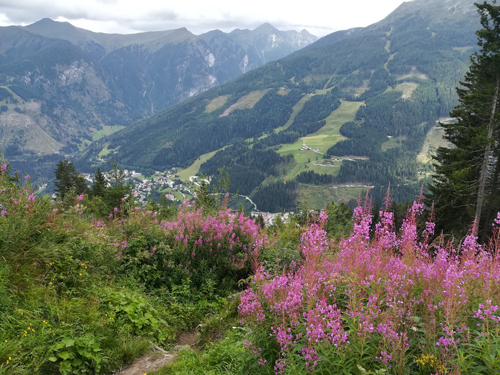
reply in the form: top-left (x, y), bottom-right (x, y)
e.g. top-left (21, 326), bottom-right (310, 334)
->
top-left (114, 207), bottom-right (118, 212)
top-left (77, 193), bottom-right (84, 201)
top-left (494, 212), bottom-right (500, 227)
top-left (0, 164), bottom-right (6, 171)
top-left (0, 208), bottom-right (7, 216)
top-left (24, 174), bottom-right (30, 180)
top-left (28, 193), bottom-right (35, 203)
top-left (12, 198), bottom-right (18, 204)
top-left (238, 198), bottom-right (500, 373)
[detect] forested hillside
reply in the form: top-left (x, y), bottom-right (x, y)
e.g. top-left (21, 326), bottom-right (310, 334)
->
top-left (82, 0), bottom-right (480, 212)
top-left (0, 19), bottom-right (315, 181)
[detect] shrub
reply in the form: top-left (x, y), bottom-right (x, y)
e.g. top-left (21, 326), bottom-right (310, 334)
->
top-left (114, 202), bottom-right (268, 296)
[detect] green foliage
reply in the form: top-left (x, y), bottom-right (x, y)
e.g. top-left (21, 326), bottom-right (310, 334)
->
top-left (0, 163), bottom-right (189, 374)
top-left (152, 326), bottom-right (254, 375)
top-left (101, 291), bottom-right (170, 344)
top-left (113, 206), bottom-right (258, 296)
top-left (251, 180), bottom-right (298, 212)
top-left (428, 0), bottom-right (500, 240)
top-left (326, 201), bottom-right (353, 239)
top-left (199, 144), bottom-right (293, 197)
top-left (54, 159), bottom-right (87, 201)
top-left (90, 168), bottom-right (106, 198)
top-left (48, 336), bottom-right (103, 375)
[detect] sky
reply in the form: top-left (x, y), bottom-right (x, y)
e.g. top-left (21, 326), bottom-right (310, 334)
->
top-left (0, 0), bottom-right (410, 37)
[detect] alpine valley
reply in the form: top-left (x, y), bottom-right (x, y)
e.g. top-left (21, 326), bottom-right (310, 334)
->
top-left (0, 18), bottom-right (316, 174)
top-left (3, 0), bottom-right (482, 212)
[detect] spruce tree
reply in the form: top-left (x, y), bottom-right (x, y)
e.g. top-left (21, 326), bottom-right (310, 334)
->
top-left (428, 1), bottom-right (500, 239)
top-left (105, 160), bottom-right (132, 214)
top-left (54, 159), bottom-right (87, 200)
top-left (91, 168), bottom-right (107, 198)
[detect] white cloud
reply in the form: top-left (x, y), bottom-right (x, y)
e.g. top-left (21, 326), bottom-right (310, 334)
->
top-left (0, 0), bottom-right (409, 36)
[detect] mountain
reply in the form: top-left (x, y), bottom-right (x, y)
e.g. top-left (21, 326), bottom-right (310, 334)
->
top-left (80, 0), bottom-right (481, 211)
top-left (0, 19), bottom-right (317, 160)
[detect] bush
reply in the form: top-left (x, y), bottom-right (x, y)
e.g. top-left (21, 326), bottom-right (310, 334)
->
top-left (113, 203), bottom-right (267, 296)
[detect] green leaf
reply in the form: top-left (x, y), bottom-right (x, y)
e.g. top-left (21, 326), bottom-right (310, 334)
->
top-left (62, 338), bottom-right (75, 347)
top-left (59, 351), bottom-right (70, 360)
top-left (77, 348), bottom-right (92, 358)
top-left (59, 360), bottom-right (72, 375)
top-left (72, 358), bottom-right (83, 366)
top-left (48, 356), bottom-right (58, 362)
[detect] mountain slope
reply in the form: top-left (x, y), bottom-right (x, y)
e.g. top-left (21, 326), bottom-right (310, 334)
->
top-left (0, 19), bottom-right (316, 159)
top-left (84, 0), bottom-right (480, 211)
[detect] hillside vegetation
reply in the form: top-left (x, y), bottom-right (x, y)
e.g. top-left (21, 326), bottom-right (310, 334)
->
top-left (1, 159), bottom-right (499, 374)
top-left (82, 0), bottom-right (480, 212)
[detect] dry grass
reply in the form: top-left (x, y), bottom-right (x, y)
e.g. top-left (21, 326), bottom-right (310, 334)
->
top-left (219, 90), bottom-right (270, 117)
top-left (204, 95), bottom-right (231, 113)
top-left (417, 125), bottom-right (453, 164)
top-left (394, 82), bottom-right (419, 98)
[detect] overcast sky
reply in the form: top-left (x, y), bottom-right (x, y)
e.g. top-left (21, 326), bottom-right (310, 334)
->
top-left (0, 0), bottom-right (410, 37)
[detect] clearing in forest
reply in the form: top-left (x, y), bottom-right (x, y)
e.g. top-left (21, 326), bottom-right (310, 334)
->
top-left (395, 66), bottom-right (429, 80)
top-left (274, 95), bottom-right (312, 133)
top-left (92, 125), bottom-right (126, 141)
top-left (297, 183), bottom-right (365, 208)
top-left (394, 82), bottom-right (419, 98)
top-left (176, 146), bottom-right (227, 181)
top-left (277, 100), bottom-right (363, 181)
top-left (301, 100), bottom-right (364, 153)
top-left (417, 125), bottom-right (453, 164)
top-left (204, 95), bottom-right (231, 113)
top-left (219, 89), bottom-right (270, 117)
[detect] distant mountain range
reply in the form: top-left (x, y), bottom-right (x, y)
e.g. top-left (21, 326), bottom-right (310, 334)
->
top-left (76, 0), bottom-right (481, 211)
top-left (0, 19), bottom-right (316, 156)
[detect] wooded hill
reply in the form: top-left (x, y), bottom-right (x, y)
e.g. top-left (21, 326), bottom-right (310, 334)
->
top-left (0, 19), bottom-right (315, 179)
top-left (80, 0), bottom-right (480, 212)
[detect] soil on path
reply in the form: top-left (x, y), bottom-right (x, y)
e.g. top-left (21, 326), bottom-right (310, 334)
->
top-left (114, 331), bottom-right (198, 375)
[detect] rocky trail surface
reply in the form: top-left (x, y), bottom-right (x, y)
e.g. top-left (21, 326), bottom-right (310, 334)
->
top-left (114, 331), bottom-right (198, 375)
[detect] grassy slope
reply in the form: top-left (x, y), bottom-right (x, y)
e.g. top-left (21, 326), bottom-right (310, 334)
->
top-left (274, 95), bottom-right (311, 133)
top-left (277, 100), bottom-right (362, 182)
top-left (220, 89), bottom-right (271, 117)
top-left (417, 125), bottom-right (452, 164)
top-left (204, 95), bottom-right (231, 113)
top-left (176, 147), bottom-right (227, 182)
top-left (303, 100), bottom-right (364, 153)
top-left (297, 183), bottom-right (365, 208)
top-left (0, 86), bottom-right (25, 105)
top-left (92, 125), bottom-right (126, 142)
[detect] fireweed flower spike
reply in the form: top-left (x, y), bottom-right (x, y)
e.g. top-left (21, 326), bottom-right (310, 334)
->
top-left (239, 200), bottom-right (500, 373)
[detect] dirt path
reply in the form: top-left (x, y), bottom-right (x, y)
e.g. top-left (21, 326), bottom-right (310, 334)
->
top-left (114, 331), bottom-right (198, 375)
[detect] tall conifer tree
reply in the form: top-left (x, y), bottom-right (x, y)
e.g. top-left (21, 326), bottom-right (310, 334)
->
top-left (429, 1), bottom-right (500, 239)
top-left (54, 159), bottom-right (87, 200)
top-left (91, 168), bottom-right (107, 198)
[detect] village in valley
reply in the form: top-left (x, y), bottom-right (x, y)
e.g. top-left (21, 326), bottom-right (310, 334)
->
top-left (78, 168), bottom-right (298, 226)
top-left (81, 168), bottom-right (190, 204)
